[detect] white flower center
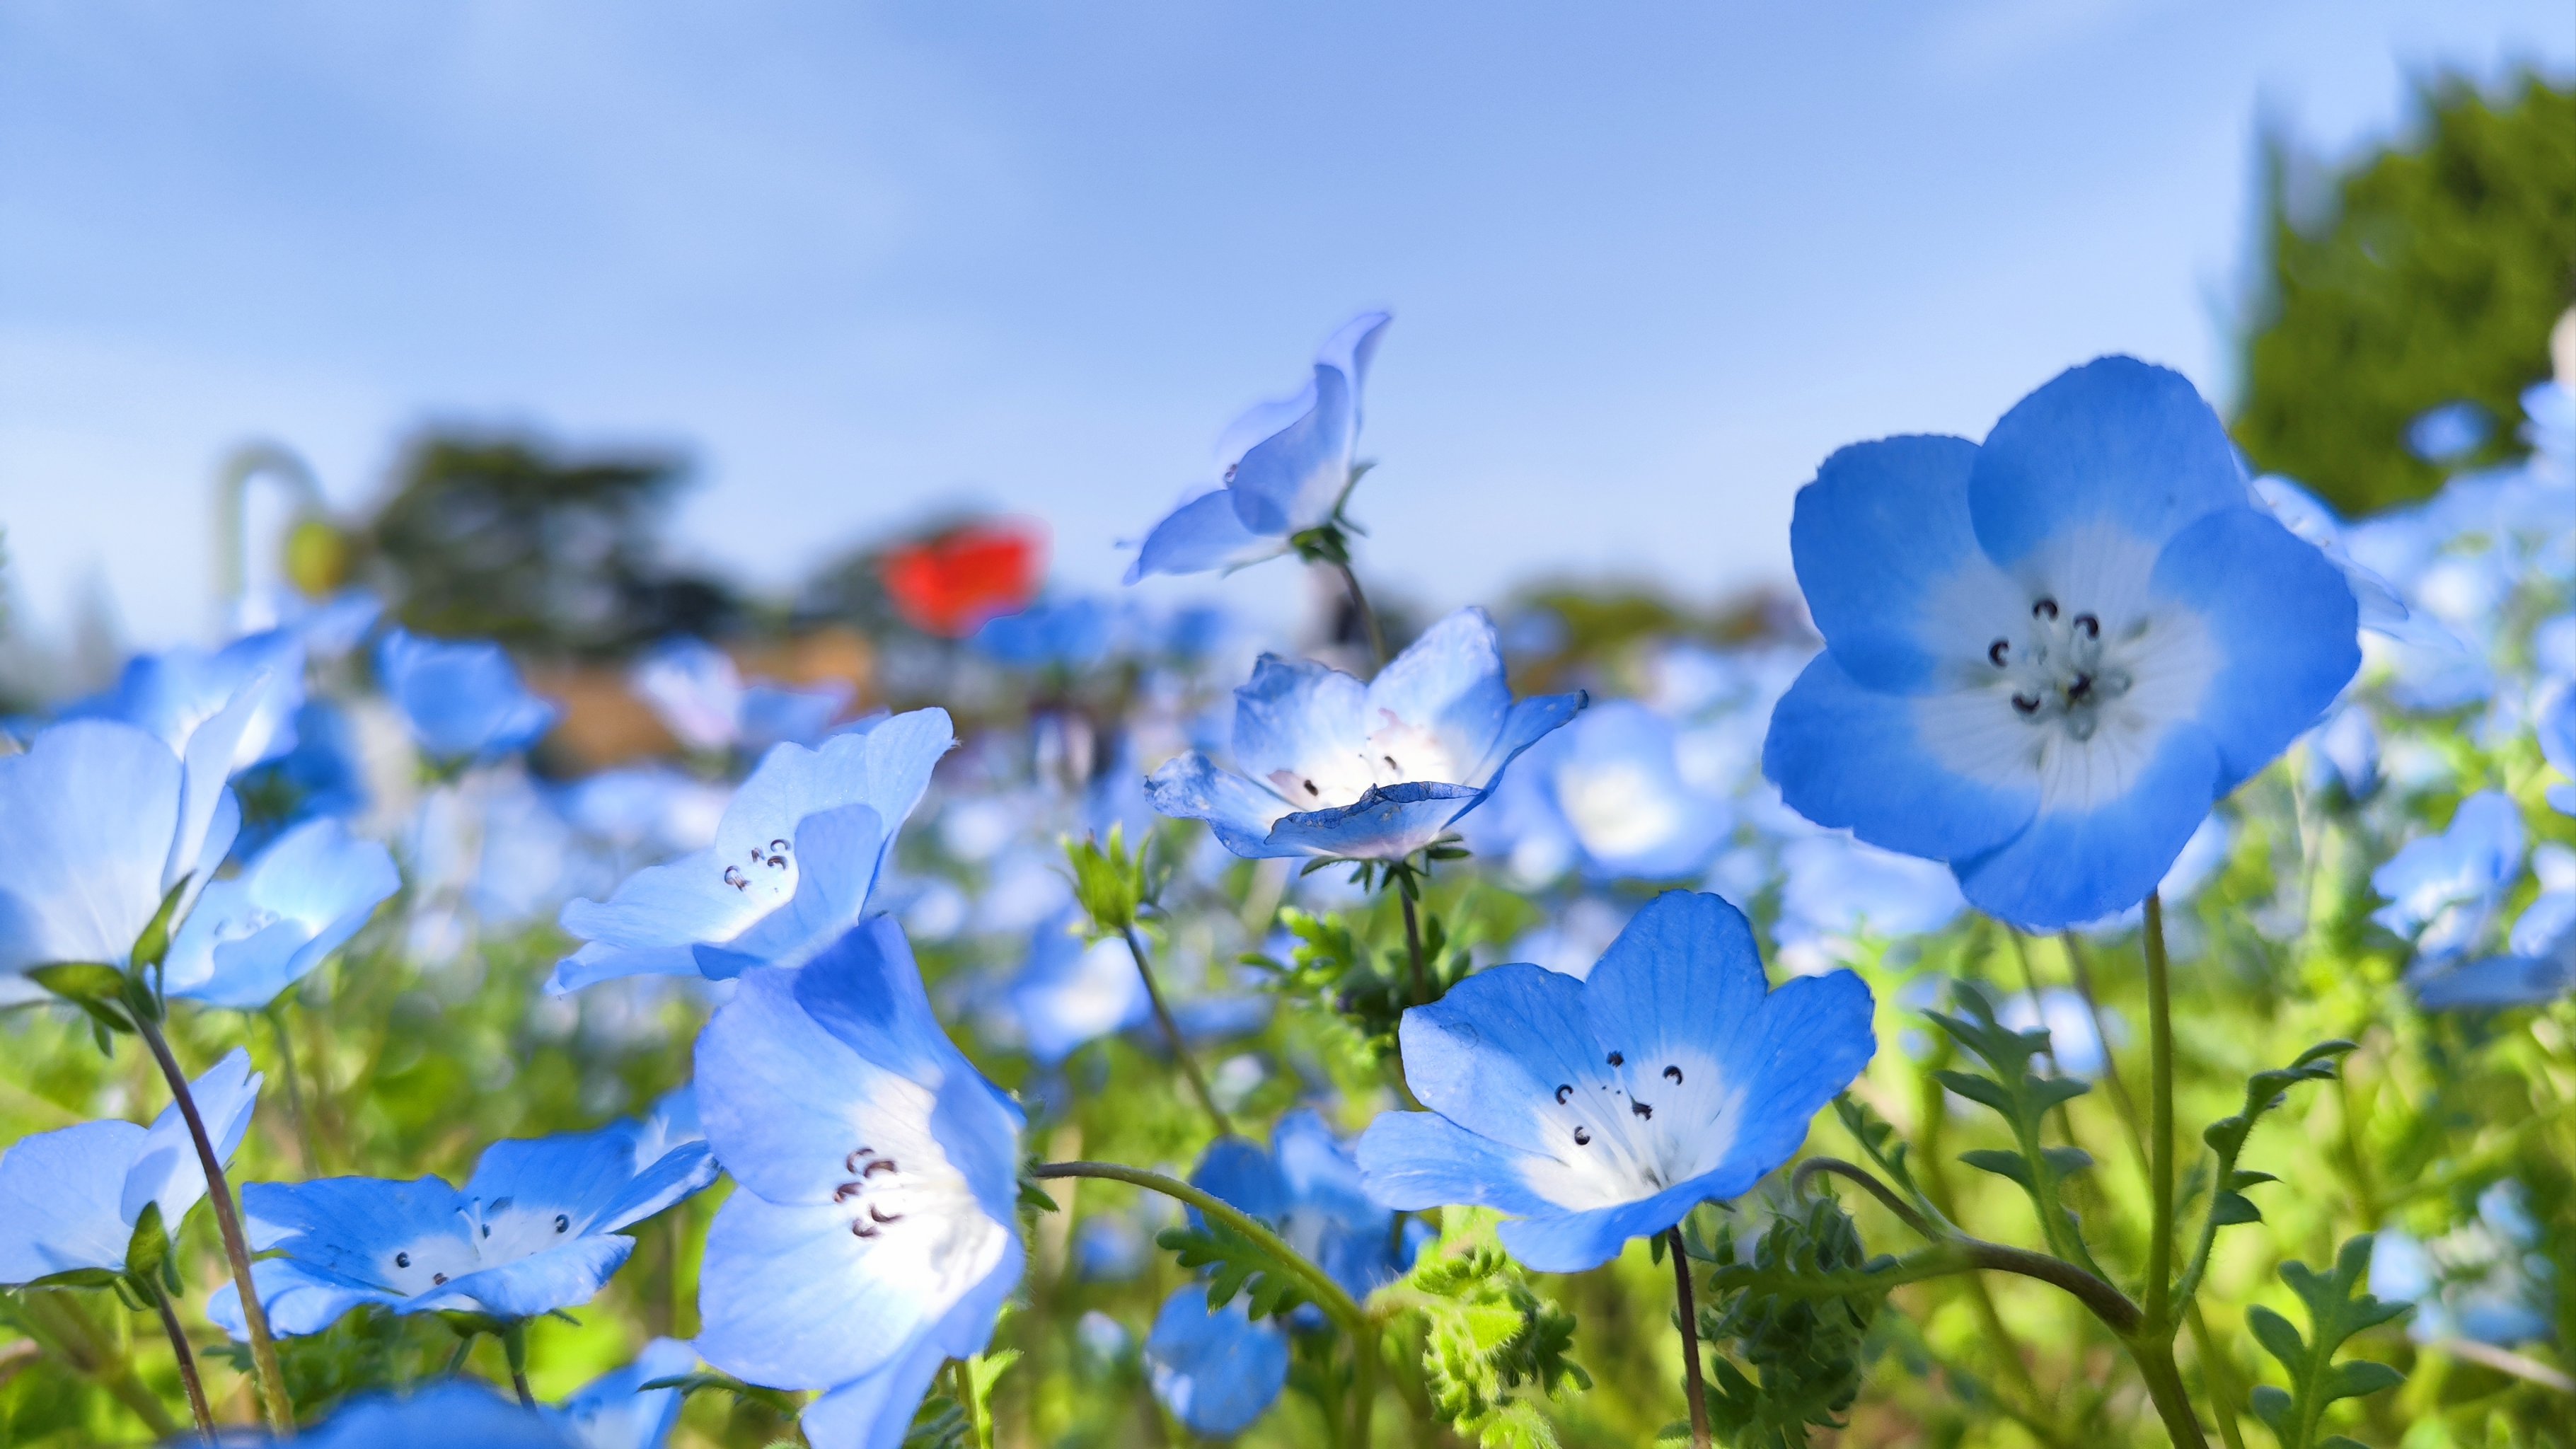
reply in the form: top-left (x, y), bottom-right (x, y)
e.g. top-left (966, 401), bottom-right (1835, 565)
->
top-left (1514, 1046), bottom-right (1741, 1211)
top-left (379, 1197), bottom-right (587, 1297)
top-left (1555, 759), bottom-right (1682, 859)
top-left (1989, 596), bottom-right (2132, 742)
top-left (826, 1079), bottom-right (1010, 1314)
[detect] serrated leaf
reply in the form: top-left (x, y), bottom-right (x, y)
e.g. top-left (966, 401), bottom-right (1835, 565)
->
top-left (1932, 1070), bottom-right (2013, 1113)
top-left (1156, 1223), bottom-right (1311, 1324)
top-left (2246, 1237), bottom-right (2411, 1448)
top-left (2247, 1305), bottom-right (2307, 1373)
top-left (1015, 1179), bottom-right (1059, 1214)
top-left (1958, 1149), bottom-right (2033, 1187)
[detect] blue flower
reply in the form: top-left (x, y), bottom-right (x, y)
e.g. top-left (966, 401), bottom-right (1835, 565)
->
top-left (1148, 608), bottom-right (1584, 861)
top-left (0, 1049), bottom-right (260, 1286)
top-left (2541, 687), bottom-right (2576, 816)
top-left (2405, 400), bottom-right (2492, 464)
top-left (1357, 891), bottom-right (1874, 1273)
top-left (1776, 831), bottom-right (1967, 955)
top-left (64, 628), bottom-right (306, 778)
top-left (0, 717), bottom-right (252, 1003)
top-left (630, 637), bottom-right (852, 754)
top-left (234, 700), bottom-right (374, 855)
top-left (2414, 843), bottom-right (2576, 1011)
top-left (282, 1382), bottom-right (576, 1448)
top-left (1005, 911), bottom-right (1150, 1065)
top-left (1762, 359), bottom-right (2361, 930)
top-left (161, 818), bottom-right (400, 1009)
top-left (551, 710), bottom-right (954, 992)
top-left (1127, 311), bottom-right (1392, 581)
top-left (692, 918), bottom-right (1024, 1449)
top-left (2369, 1183), bottom-right (2553, 1346)
top-left (2372, 792), bottom-right (2524, 961)
top-left (376, 627), bottom-right (561, 763)
top-left (1468, 700), bottom-right (1733, 884)
top-left (1145, 1292), bottom-right (1292, 1439)
top-left (974, 597), bottom-right (1116, 671)
top-left (209, 1112), bottom-right (717, 1337)
top-left (550, 1337), bottom-right (700, 1449)
top-left (1194, 1110), bottom-right (1416, 1305)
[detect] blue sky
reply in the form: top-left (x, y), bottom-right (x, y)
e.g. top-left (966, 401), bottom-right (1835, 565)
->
top-left (2, 1), bottom-right (2568, 648)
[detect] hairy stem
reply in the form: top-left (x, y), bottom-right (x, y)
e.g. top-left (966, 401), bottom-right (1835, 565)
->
top-left (1350, 1322), bottom-right (1380, 1449)
top-left (502, 1322), bottom-right (534, 1409)
top-left (2129, 1332), bottom-right (2212, 1449)
top-left (1118, 927), bottom-right (1232, 1137)
top-left (2185, 1303), bottom-right (2251, 1449)
top-left (1397, 887), bottom-right (1428, 1008)
top-left (135, 1014), bottom-right (294, 1436)
top-left (2143, 892), bottom-right (2177, 1332)
top-left (1669, 1228), bottom-right (1713, 1449)
top-left (1032, 1162), bottom-right (1368, 1334)
top-left (146, 1278), bottom-right (216, 1443)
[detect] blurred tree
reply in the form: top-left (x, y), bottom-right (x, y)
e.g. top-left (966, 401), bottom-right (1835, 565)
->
top-left (2233, 71), bottom-right (2575, 516)
top-left (364, 434), bottom-right (737, 656)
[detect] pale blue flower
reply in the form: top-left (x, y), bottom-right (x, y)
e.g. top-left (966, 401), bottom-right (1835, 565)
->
top-left (209, 1112), bottom-right (716, 1337)
top-left (162, 818), bottom-right (399, 1009)
top-left (2541, 687), bottom-right (2575, 816)
top-left (376, 627), bottom-right (560, 763)
top-left (234, 700), bottom-right (372, 855)
top-left (2405, 401), bottom-right (2491, 464)
top-left (1127, 312), bottom-right (1392, 581)
top-left (1469, 700), bottom-right (1733, 884)
top-left (64, 628), bottom-right (306, 778)
top-left (1005, 911), bottom-right (1150, 1066)
top-left (1148, 608), bottom-right (1584, 862)
top-left (550, 1337), bottom-right (699, 1449)
top-left (1777, 831), bottom-right (1967, 952)
top-left (974, 598), bottom-right (1116, 671)
top-left (2305, 705), bottom-right (2381, 800)
top-left (0, 1050), bottom-right (260, 1286)
top-left (2372, 792), bottom-right (2524, 961)
top-left (2369, 1182), bottom-right (2553, 1346)
top-left (693, 918), bottom-right (1024, 1449)
top-left (1358, 891), bottom-right (1874, 1273)
top-left (551, 710), bottom-right (953, 992)
top-left (1763, 359), bottom-right (2361, 929)
top-left (0, 716), bottom-right (252, 1003)
top-left (1997, 988), bottom-right (2115, 1079)
top-left (2415, 843), bottom-right (2576, 1010)
top-left (631, 637), bottom-right (851, 754)
top-left (1145, 1293), bottom-right (1290, 1439)
top-left (279, 1382), bottom-right (575, 1448)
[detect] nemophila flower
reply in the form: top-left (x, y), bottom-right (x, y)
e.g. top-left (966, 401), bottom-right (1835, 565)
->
top-left (550, 1337), bottom-right (699, 1449)
top-left (2249, 476), bottom-right (2453, 652)
top-left (2371, 791), bottom-right (2524, 962)
top-left (1148, 608), bottom-right (1584, 862)
top-left (1776, 831), bottom-right (1966, 957)
top-left (551, 710), bottom-right (954, 993)
top-left (2414, 843), bottom-right (2576, 1011)
top-left (882, 520), bottom-right (1046, 637)
top-left (0, 1049), bottom-right (260, 1286)
top-left (2369, 1183), bottom-right (2553, 1346)
top-left (1358, 891), bottom-right (1874, 1274)
top-left (693, 918), bottom-right (1024, 1449)
top-left (974, 596), bottom-right (1116, 672)
top-left (65, 629), bottom-right (306, 779)
top-left (2406, 400), bottom-right (2493, 464)
top-left (0, 715), bottom-right (255, 1003)
top-left (1005, 911), bottom-right (1150, 1065)
top-left (2541, 688), bottom-right (2576, 816)
top-left (1469, 700), bottom-right (1733, 885)
top-left (1127, 311), bottom-right (1392, 582)
top-left (1763, 358), bottom-right (2361, 930)
top-left (209, 1112), bottom-right (717, 1337)
top-left (1146, 1293), bottom-right (1291, 1438)
top-left (630, 637), bottom-right (852, 754)
top-left (2305, 704), bottom-right (2381, 800)
top-left (234, 699), bottom-right (374, 855)
top-left (376, 627), bottom-right (560, 763)
top-left (161, 817), bottom-right (399, 1009)
top-left (278, 1382), bottom-right (576, 1449)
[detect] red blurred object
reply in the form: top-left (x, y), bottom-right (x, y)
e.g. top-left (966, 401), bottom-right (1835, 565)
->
top-left (881, 520), bottom-right (1048, 637)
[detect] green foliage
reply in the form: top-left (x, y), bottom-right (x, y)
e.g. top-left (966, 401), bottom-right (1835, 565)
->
top-left (2235, 74), bottom-right (2576, 514)
top-left (1155, 1219), bottom-right (1314, 1324)
top-left (2245, 1237), bottom-right (2410, 1449)
top-left (1924, 986), bottom-right (2100, 1271)
top-left (1063, 826), bottom-right (1152, 937)
top-left (1404, 1211), bottom-right (1590, 1445)
top-left (1252, 900), bottom-right (1472, 1056)
top-left (2197, 1041), bottom-right (2357, 1241)
top-left (1691, 1198), bottom-right (1889, 1448)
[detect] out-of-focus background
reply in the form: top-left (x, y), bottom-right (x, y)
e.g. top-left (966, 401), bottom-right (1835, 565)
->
top-left (1, 1), bottom-right (2570, 709)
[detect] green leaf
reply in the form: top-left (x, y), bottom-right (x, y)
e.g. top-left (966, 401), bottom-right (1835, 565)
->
top-left (2246, 1236), bottom-right (2410, 1449)
top-left (122, 1201), bottom-right (171, 1284)
top-left (1155, 1222), bottom-right (1312, 1324)
top-left (129, 876), bottom-right (193, 973)
top-left (28, 963), bottom-right (125, 1005)
top-left (1398, 1209), bottom-right (1588, 1441)
top-left (2210, 1193), bottom-right (2263, 1227)
top-left (1923, 985), bottom-right (2105, 1274)
top-left (1063, 827), bottom-right (1152, 937)
top-left (1014, 1179), bottom-right (1059, 1214)
top-left (1958, 1149), bottom-right (2033, 1188)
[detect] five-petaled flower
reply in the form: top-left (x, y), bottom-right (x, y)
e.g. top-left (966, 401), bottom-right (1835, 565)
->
top-left (376, 627), bottom-right (562, 765)
top-left (550, 710), bottom-right (954, 992)
top-left (1357, 890), bottom-right (1874, 1273)
top-left (1127, 311), bottom-right (1392, 581)
top-left (693, 916), bottom-right (1024, 1449)
top-left (208, 1110), bottom-right (717, 1337)
top-left (1762, 357), bottom-right (2361, 930)
top-left (1148, 607), bottom-right (1585, 862)
top-left (162, 816), bottom-right (400, 1010)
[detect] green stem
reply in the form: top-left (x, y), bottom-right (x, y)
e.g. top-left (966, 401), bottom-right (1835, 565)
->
top-left (1118, 928), bottom-right (1232, 1137)
top-left (1031, 1162), bottom-right (1368, 1334)
top-left (146, 1278), bottom-right (216, 1443)
top-left (2185, 1304), bottom-right (2251, 1449)
top-left (1350, 1323), bottom-right (1380, 1448)
top-left (952, 1357), bottom-right (988, 1449)
top-left (501, 1322), bottom-right (533, 1409)
top-left (267, 1005), bottom-right (321, 1176)
top-left (1334, 560), bottom-right (1388, 672)
top-left (2129, 1332), bottom-right (2213, 1449)
top-left (15, 1290), bottom-right (183, 1438)
top-left (1669, 1228), bottom-right (1713, 1449)
top-left (135, 1012), bottom-right (294, 1436)
top-left (2143, 892), bottom-right (2177, 1332)
top-left (1397, 885), bottom-right (1428, 1008)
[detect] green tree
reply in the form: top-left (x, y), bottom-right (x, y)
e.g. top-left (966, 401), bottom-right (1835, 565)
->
top-left (2234, 71), bottom-right (2575, 516)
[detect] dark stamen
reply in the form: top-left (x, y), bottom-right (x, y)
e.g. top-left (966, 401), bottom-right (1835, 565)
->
top-left (1663, 1065), bottom-right (1683, 1084)
top-left (863, 1159), bottom-right (899, 1178)
top-left (480, 1223), bottom-right (490, 1238)
top-left (723, 866), bottom-right (747, 890)
top-left (870, 1206), bottom-right (902, 1224)
top-left (770, 838), bottom-right (790, 854)
top-left (2068, 674), bottom-right (2093, 703)
top-left (2033, 598), bottom-right (2059, 620)
top-left (1554, 1084), bottom-right (1572, 1104)
top-left (1988, 639), bottom-right (2009, 666)
top-left (1303, 779), bottom-right (1319, 797)
top-left (2074, 613), bottom-right (2099, 639)
top-left (554, 1214), bottom-right (570, 1233)
top-left (1607, 1051), bottom-right (1624, 1068)
top-left (395, 1252), bottom-right (410, 1269)
top-left (852, 1221), bottom-right (879, 1238)
top-left (2012, 694), bottom-right (2041, 716)
top-left (1572, 1126), bottom-right (1591, 1146)
top-left (1382, 755), bottom-right (1399, 772)
top-left (1631, 1100), bottom-right (1654, 1119)
top-left (432, 1272), bottom-right (448, 1286)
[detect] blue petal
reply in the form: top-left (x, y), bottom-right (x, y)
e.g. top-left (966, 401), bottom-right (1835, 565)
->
top-left (376, 628), bottom-right (560, 762)
top-left (1353, 1110), bottom-right (1561, 1219)
top-left (0, 1120), bottom-right (144, 1283)
top-left (1006, 914), bottom-right (1150, 1065)
top-left (1697, 969), bottom-right (1876, 1195)
top-left (0, 720), bottom-right (187, 974)
top-left (1146, 1290), bottom-right (1291, 1438)
top-left (1578, 893), bottom-right (1767, 1080)
top-left (1231, 654), bottom-right (1370, 802)
top-left (1954, 728), bottom-right (2222, 929)
top-left (1365, 608), bottom-right (1513, 773)
top-left (2411, 954), bottom-right (2574, 1010)
top-left (1762, 653), bottom-right (2038, 862)
top-left (300, 1382), bottom-right (577, 1449)
top-left (2147, 507), bottom-right (2361, 792)
top-left (1391, 962), bottom-right (1602, 1157)
top-left (690, 804), bottom-right (886, 978)
top-left (792, 917), bottom-right (972, 1092)
top-left (1146, 753), bottom-right (1293, 856)
top-left (1189, 1138), bottom-right (1292, 1224)
top-left (1789, 435), bottom-right (1986, 691)
top-left (1126, 490), bottom-right (1288, 582)
top-left (1969, 357), bottom-right (2247, 565)
top-left (1496, 1179), bottom-right (1712, 1275)
top-left (436, 1236), bottom-right (635, 1319)
top-left (167, 818), bottom-right (398, 1008)
top-left (239, 1175), bottom-right (470, 1278)
top-left (1472, 691), bottom-right (1588, 792)
top-left (550, 1337), bottom-right (698, 1449)
top-left (210, 1255), bottom-right (408, 1339)
top-left (1260, 781), bottom-right (1488, 861)
top-left (695, 962), bottom-right (922, 1206)
top-left (122, 1047), bottom-right (262, 1232)
top-left (797, 1333), bottom-right (954, 1449)
top-left (1226, 314), bottom-right (1391, 536)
